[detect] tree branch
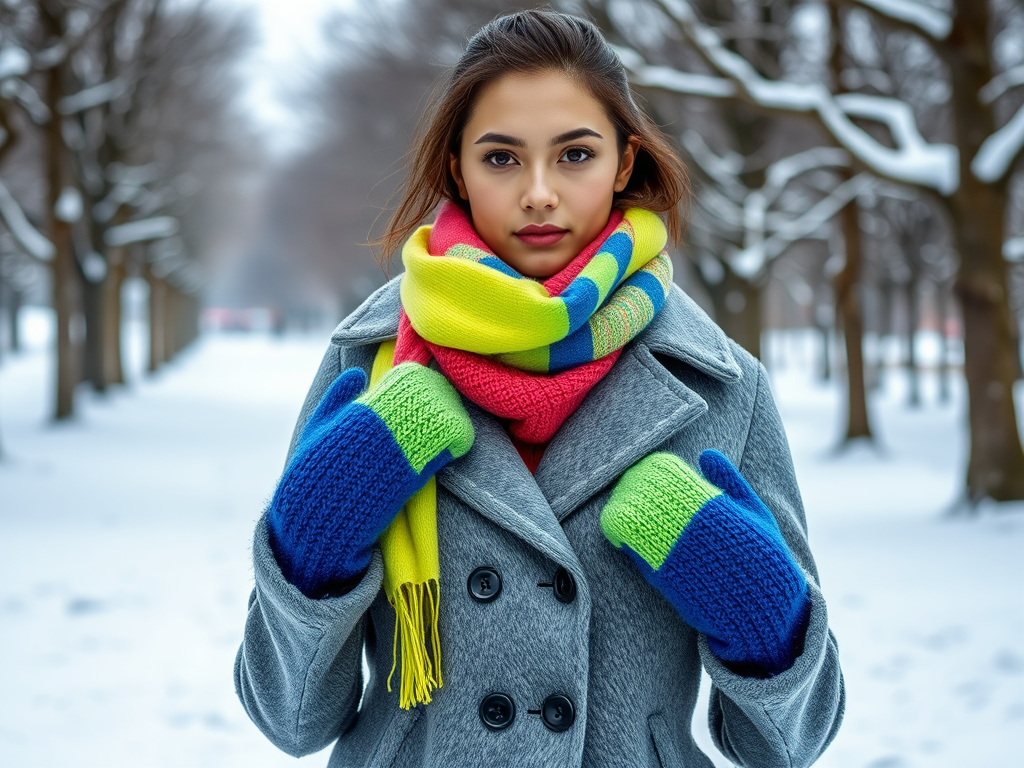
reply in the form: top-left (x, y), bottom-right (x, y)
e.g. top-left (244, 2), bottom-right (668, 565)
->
top-left (845, 0), bottom-right (951, 41)
top-left (622, 0), bottom-right (959, 194)
top-left (980, 64), bottom-right (1024, 105)
top-left (972, 102), bottom-right (1024, 184)
top-left (0, 178), bottom-right (55, 262)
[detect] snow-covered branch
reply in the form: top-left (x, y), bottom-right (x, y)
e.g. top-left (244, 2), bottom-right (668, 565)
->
top-left (0, 47), bottom-right (31, 81)
top-left (683, 127), bottom-right (858, 278)
top-left (762, 146), bottom-right (852, 204)
top-left (625, 0), bottom-right (959, 194)
top-left (57, 77), bottom-right (128, 115)
top-left (848, 0), bottom-right (951, 41)
top-left (679, 130), bottom-right (746, 198)
top-left (0, 78), bottom-right (50, 123)
top-left (972, 103), bottom-right (1024, 183)
top-left (0, 178), bottom-right (55, 261)
top-left (614, 46), bottom-right (737, 98)
top-left (730, 173), bottom-right (875, 278)
top-left (979, 65), bottom-right (1024, 105)
top-left (104, 216), bottom-right (179, 247)
top-left (1005, 237), bottom-right (1024, 262)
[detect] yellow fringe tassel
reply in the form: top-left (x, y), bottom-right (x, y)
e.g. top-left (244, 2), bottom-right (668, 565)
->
top-left (386, 579), bottom-right (443, 709)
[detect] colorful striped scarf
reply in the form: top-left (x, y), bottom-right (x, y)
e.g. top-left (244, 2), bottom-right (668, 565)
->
top-left (374, 202), bottom-right (672, 708)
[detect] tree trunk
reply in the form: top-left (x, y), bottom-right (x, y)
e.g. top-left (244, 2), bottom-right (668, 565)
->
top-left (835, 192), bottom-right (872, 441)
top-left (102, 255), bottom-right (125, 386)
top-left (945, 0), bottom-right (1024, 501)
top-left (82, 275), bottom-right (106, 391)
top-left (163, 283), bottom-right (177, 362)
top-left (8, 286), bottom-right (21, 353)
top-left (906, 279), bottom-right (920, 407)
top-left (830, 3), bottom-right (871, 442)
top-left (708, 270), bottom-right (763, 360)
top-left (147, 269), bottom-right (164, 373)
top-left (937, 279), bottom-right (953, 404)
top-left (45, 63), bottom-right (78, 420)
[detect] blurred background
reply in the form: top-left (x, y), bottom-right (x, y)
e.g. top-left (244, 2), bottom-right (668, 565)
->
top-left (1, 0), bottom-right (1023, 766)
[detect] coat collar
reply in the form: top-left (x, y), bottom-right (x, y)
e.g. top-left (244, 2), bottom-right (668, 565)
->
top-left (332, 274), bottom-right (742, 562)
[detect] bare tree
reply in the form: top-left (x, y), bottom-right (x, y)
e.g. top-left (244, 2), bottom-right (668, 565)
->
top-left (592, 0), bottom-right (1024, 504)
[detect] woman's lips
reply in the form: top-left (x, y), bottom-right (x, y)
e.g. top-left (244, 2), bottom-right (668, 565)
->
top-left (515, 225), bottom-right (568, 247)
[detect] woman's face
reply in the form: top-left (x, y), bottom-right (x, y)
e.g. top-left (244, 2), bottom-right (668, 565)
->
top-left (450, 69), bottom-right (638, 279)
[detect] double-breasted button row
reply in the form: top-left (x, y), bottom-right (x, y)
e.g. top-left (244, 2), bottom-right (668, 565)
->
top-left (467, 567), bottom-right (502, 602)
top-left (478, 692), bottom-right (576, 731)
top-left (467, 565), bottom-right (577, 604)
top-left (537, 566), bottom-right (577, 604)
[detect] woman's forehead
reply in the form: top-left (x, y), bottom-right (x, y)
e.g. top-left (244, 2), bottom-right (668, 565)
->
top-left (463, 70), bottom-right (614, 146)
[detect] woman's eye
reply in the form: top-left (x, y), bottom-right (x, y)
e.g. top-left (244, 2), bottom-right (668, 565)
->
top-left (561, 148), bottom-right (593, 163)
top-left (485, 151), bottom-right (516, 167)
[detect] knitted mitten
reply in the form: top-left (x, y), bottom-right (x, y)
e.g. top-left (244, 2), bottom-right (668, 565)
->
top-left (268, 362), bottom-right (475, 598)
top-left (600, 449), bottom-right (810, 676)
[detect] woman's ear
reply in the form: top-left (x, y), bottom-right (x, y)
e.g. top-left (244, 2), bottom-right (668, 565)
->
top-left (449, 154), bottom-right (469, 201)
top-left (613, 137), bottom-right (641, 193)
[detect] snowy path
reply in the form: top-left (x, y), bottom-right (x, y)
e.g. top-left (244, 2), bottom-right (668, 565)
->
top-left (1, 317), bottom-right (1022, 767)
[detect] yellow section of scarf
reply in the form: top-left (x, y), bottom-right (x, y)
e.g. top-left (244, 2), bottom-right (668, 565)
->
top-left (370, 338), bottom-right (443, 709)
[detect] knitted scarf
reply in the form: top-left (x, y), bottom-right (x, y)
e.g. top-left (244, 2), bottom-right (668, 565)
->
top-left (373, 202), bottom-right (672, 708)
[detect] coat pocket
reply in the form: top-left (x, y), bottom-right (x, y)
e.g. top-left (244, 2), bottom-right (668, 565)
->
top-left (648, 713), bottom-right (682, 768)
top-left (367, 705), bottom-right (424, 768)
top-left (648, 712), bottom-right (716, 768)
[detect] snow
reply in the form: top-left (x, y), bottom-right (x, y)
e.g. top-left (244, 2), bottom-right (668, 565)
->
top-left (56, 77), bottom-right (127, 115)
top-left (1, 77), bottom-right (50, 124)
top-left (2, 310), bottom-right (1023, 767)
top-left (979, 64), bottom-right (1024, 105)
top-left (104, 216), bottom-right (179, 247)
top-left (852, 0), bottom-right (952, 41)
top-left (1006, 236), bottom-right (1024, 262)
top-left (0, 178), bottom-right (55, 261)
top-left (972, 102), bottom-right (1024, 184)
top-left (53, 186), bottom-right (82, 224)
top-left (0, 46), bottom-right (31, 81)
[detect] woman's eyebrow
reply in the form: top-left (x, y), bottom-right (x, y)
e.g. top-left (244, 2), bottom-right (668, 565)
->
top-left (473, 128), bottom-right (604, 147)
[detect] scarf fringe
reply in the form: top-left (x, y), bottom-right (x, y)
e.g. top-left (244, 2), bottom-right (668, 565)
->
top-left (386, 578), bottom-right (443, 709)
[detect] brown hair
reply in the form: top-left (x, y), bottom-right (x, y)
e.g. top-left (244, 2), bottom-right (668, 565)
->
top-left (376, 9), bottom-right (690, 267)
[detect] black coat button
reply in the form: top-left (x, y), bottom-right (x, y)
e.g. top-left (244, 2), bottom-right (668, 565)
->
top-left (552, 567), bottom-right (576, 603)
top-left (468, 567), bottom-right (502, 602)
top-left (480, 692), bottom-right (515, 730)
top-left (541, 693), bottom-right (575, 732)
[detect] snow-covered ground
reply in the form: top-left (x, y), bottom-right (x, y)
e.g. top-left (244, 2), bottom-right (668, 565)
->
top-left (1, 309), bottom-right (1022, 768)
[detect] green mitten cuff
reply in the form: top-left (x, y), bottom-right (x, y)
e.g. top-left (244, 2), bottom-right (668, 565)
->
top-left (600, 452), bottom-right (721, 569)
top-left (355, 361), bottom-right (475, 472)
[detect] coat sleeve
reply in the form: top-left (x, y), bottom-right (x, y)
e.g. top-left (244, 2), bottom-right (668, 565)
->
top-left (700, 361), bottom-right (845, 768)
top-left (233, 342), bottom-right (384, 757)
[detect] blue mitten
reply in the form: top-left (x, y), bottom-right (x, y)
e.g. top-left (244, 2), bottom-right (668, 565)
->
top-left (600, 449), bottom-right (810, 676)
top-left (267, 363), bottom-right (474, 598)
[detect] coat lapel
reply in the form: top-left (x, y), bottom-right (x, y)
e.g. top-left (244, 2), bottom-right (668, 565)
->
top-left (436, 400), bottom-right (579, 568)
top-left (533, 284), bottom-right (743, 521)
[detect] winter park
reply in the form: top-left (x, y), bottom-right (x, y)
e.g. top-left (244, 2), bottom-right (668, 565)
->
top-left (2, 1), bottom-right (1024, 767)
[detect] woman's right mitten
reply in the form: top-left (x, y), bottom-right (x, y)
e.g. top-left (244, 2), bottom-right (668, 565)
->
top-left (267, 361), bottom-right (475, 597)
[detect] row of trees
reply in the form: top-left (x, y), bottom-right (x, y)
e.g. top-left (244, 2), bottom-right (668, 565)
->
top-left (586, 0), bottom-right (1024, 502)
top-left (0, 0), bottom-right (255, 428)
top-left (248, 0), bottom-right (1024, 505)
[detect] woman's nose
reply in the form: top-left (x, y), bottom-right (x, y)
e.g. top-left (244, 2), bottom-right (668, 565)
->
top-left (521, 169), bottom-right (558, 210)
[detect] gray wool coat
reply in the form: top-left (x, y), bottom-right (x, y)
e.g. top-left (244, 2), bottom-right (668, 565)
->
top-left (234, 275), bottom-right (845, 768)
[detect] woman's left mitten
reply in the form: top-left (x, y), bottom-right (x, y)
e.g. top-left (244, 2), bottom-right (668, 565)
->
top-left (599, 449), bottom-right (810, 675)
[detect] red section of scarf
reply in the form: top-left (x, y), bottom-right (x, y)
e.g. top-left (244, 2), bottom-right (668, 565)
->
top-left (393, 203), bottom-right (626, 444)
top-left (507, 427), bottom-right (548, 475)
